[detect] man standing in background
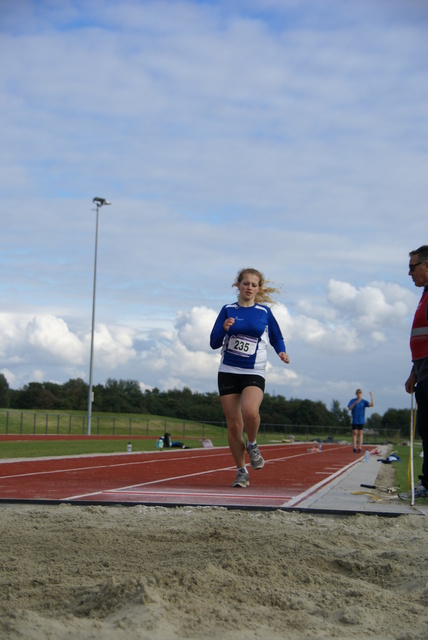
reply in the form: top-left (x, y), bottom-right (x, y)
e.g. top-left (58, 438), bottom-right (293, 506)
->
top-left (347, 389), bottom-right (374, 453)
top-left (404, 245), bottom-right (428, 499)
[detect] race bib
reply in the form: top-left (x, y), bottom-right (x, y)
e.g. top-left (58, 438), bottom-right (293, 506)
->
top-left (227, 335), bottom-right (258, 357)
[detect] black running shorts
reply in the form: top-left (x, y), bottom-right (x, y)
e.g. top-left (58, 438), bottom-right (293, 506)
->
top-left (218, 372), bottom-right (265, 396)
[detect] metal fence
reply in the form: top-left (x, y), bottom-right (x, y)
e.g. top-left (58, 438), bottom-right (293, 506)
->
top-left (0, 411), bottom-right (225, 438)
top-left (0, 410), bottom-right (402, 444)
top-left (258, 422), bottom-right (403, 443)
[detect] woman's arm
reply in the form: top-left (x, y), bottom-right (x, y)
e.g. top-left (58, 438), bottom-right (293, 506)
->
top-left (210, 307), bottom-right (228, 349)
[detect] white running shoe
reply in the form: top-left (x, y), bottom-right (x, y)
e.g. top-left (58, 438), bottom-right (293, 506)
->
top-left (232, 469), bottom-right (250, 488)
top-left (246, 441), bottom-right (265, 470)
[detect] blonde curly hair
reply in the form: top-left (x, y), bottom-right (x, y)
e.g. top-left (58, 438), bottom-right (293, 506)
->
top-left (233, 268), bottom-right (280, 305)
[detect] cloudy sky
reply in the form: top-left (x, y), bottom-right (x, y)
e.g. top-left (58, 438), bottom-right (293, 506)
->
top-left (1, 0), bottom-right (427, 416)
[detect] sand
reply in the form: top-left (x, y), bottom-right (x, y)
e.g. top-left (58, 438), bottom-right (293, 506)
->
top-left (1, 467), bottom-right (427, 640)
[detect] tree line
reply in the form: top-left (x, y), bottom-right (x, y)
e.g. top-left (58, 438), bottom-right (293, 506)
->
top-left (0, 373), bottom-right (412, 434)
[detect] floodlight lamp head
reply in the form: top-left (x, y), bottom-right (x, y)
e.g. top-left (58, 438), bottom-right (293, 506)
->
top-left (92, 197), bottom-right (111, 206)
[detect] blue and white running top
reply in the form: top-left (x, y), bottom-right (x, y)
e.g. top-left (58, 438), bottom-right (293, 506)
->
top-left (347, 398), bottom-right (370, 425)
top-left (210, 303), bottom-right (286, 377)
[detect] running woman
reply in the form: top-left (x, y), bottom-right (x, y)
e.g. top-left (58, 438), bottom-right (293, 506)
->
top-left (210, 268), bottom-right (290, 488)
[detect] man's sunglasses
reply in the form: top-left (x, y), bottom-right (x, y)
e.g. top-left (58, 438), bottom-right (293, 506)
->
top-left (409, 261), bottom-right (426, 272)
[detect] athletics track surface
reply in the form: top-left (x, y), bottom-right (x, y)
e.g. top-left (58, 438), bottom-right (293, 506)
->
top-left (0, 443), bottom-right (367, 510)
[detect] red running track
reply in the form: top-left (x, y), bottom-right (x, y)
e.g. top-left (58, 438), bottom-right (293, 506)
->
top-left (0, 443), bottom-right (364, 510)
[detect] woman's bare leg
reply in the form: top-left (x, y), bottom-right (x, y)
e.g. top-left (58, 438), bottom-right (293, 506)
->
top-left (221, 387), bottom-right (264, 467)
top-left (240, 386), bottom-right (264, 443)
top-left (220, 394), bottom-right (245, 468)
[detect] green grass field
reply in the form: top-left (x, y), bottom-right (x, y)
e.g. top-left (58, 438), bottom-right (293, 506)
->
top-left (393, 444), bottom-right (424, 491)
top-left (0, 437), bottom-right (215, 459)
top-left (373, 443), bottom-right (427, 505)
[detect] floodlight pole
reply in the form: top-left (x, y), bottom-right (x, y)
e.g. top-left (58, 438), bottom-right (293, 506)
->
top-left (87, 197), bottom-right (111, 435)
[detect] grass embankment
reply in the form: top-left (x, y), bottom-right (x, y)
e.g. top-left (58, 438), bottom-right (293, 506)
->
top-left (0, 409), bottom-right (219, 438)
top-left (0, 409), bottom-right (229, 456)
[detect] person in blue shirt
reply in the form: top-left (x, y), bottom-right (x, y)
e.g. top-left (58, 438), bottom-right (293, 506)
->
top-left (210, 268), bottom-right (290, 488)
top-left (347, 389), bottom-right (374, 453)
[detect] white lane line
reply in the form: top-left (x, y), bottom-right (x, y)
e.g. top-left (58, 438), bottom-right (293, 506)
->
top-left (0, 451), bottom-right (233, 481)
top-left (61, 465), bottom-right (236, 500)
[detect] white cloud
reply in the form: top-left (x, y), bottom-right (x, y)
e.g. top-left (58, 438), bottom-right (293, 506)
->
top-left (31, 369), bottom-right (45, 383)
top-left (176, 306), bottom-right (218, 352)
top-left (273, 302), bottom-right (357, 354)
top-left (91, 324), bottom-right (137, 368)
top-left (26, 315), bottom-right (85, 364)
top-left (325, 281), bottom-right (359, 310)
top-left (156, 348), bottom-right (217, 391)
top-left (0, 312), bottom-right (137, 384)
top-left (326, 279), bottom-right (411, 332)
top-left (0, 368), bottom-right (16, 387)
